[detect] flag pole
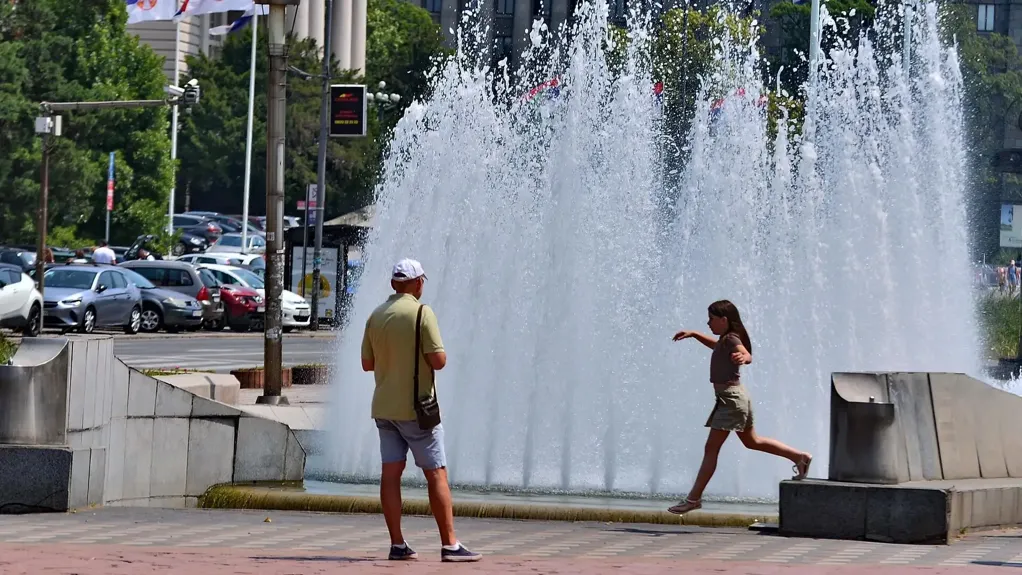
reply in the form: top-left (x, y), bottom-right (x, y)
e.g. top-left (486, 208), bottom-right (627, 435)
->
top-left (242, 9), bottom-right (258, 254)
top-left (168, 18), bottom-right (181, 234)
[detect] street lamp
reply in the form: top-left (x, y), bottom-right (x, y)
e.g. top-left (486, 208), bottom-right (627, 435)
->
top-left (366, 81), bottom-right (401, 122)
top-left (255, 0), bottom-right (300, 406)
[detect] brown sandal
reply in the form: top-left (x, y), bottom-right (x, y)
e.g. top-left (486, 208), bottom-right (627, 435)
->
top-left (792, 454), bottom-right (812, 480)
top-left (667, 498), bottom-right (702, 515)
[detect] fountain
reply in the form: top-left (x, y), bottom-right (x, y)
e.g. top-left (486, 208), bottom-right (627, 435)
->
top-left (323, 0), bottom-right (979, 500)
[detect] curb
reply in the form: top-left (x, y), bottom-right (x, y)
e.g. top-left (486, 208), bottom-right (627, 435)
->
top-left (199, 485), bottom-right (777, 528)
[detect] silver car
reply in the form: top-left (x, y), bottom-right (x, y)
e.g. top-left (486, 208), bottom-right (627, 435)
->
top-left (42, 265), bottom-right (142, 334)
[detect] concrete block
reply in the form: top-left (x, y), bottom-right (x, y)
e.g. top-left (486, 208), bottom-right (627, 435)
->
top-left (780, 480), bottom-right (869, 540)
top-left (863, 486), bottom-right (950, 543)
top-left (270, 406), bottom-right (314, 430)
top-left (975, 387), bottom-right (1009, 480)
top-left (191, 395), bottom-right (242, 418)
top-left (69, 448), bottom-right (91, 509)
top-left (293, 429), bottom-right (325, 455)
top-left (832, 372), bottom-right (890, 403)
top-left (80, 339), bottom-right (97, 430)
top-left (111, 361), bottom-right (130, 420)
top-left (67, 339), bottom-right (87, 431)
top-left (155, 382), bottom-right (193, 417)
top-left (105, 418), bottom-right (126, 502)
top-left (929, 373), bottom-right (981, 480)
top-left (1002, 396), bottom-right (1022, 478)
top-left (185, 418), bottom-right (235, 497)
top-left (88, 448), bottom-right (105, 506)
top-left (303, 405), bottom-right (327, 429)
top-left (234, 416), bottom-right (287, 482)
top-left (68, 428), bottom-right (101, 451)
top-left (150, 418), bottom-right (189, 497)
top-left (121, 418), bottom-right (154, 500)
top-left (159, 374), bottom-right (241, 405)
top-left (888, 373), bottom-right (941, 481)
top-left (284, 430), bottom-right (306, 481)
top-left (238, 405), bottom-right (276, 420)
top-left (95, 341), bottom-right (111, 428)
top-left (127, 371), bottom-right (157, 417)
top-left (0, 446), bottom-right (71, 512)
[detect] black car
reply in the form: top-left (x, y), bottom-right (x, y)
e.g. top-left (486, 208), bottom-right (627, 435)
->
top-left (122, 233), bottom-right (207, 260)
top-left (118, 267), bottom-right (204, 333)
top-left (172, 214), bottom-right (223, 244)
top-left (0, 248), bottom-right (36, 272)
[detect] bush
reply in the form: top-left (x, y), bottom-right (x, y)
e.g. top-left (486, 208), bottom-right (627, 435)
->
top-left (0, 333), bottom-right (15, 364)
top-left (978, 293), bottom-right (1022, 359)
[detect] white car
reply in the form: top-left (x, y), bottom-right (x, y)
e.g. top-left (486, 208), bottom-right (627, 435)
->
top-left (0, 264), bottom-right (42, 337)
top-left (175, 253), bottom-right (246, 266)
top-left (207, 233), bottom-right (266, 254)
top-left (199, 263), bottom-right (310, 330)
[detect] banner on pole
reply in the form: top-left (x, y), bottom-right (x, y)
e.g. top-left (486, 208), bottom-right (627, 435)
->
top-left (106, 152), bottom-right (115, 211)
top-left (329, 85), bottom-right (367, 137)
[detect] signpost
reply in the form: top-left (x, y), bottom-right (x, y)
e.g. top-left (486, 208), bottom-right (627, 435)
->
top-left (300, 184), bottom-right (318, 297)
top-left (329, 85), bottom-right (367, 137)
top-left (105, 152), bottom-right (115, 243)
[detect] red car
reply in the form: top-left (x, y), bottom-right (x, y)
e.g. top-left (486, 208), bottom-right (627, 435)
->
top-left (197, 266), bottom-right (264, 332)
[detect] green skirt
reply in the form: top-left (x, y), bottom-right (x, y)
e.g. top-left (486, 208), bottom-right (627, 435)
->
top-left (705, 384), bottom-right (754, 432)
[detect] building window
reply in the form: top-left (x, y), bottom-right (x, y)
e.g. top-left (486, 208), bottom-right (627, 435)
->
top-left (424, 0), bottom-right (441, 13)
top-left (978, 4), bottom-right (994, 32)
top-left (496, 0), bottom-right (514, 15)
top-left (494, 35), bottom-right (513, 63)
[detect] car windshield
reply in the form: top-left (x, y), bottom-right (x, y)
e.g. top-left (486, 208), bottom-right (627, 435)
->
top-left (218, 236), bottom-right (243, 247)
top-left (119, 268), bottom-right (156, 289)
top-left (231, 268), bottom-right (264, 289)
top-left (44, 269), bottom-right (96, 289)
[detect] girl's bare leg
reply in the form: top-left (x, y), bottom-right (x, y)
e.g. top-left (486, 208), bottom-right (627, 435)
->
top-left (687, 429), bottom-right (731, 501)
top-left (736, 427), bottom-right (811, 475)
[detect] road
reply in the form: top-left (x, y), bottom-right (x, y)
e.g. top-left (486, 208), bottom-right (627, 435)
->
top-left (0, 507), bottom-right (1017, 574)
top-left (111, 333), bottom-right (338, 372)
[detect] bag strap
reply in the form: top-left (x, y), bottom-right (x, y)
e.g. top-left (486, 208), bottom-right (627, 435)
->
top-left (413, 304), bottom-right (423, 402)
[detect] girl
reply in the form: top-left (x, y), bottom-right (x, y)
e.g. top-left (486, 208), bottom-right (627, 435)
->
top-left (668, 299), bottom-right (812, 515)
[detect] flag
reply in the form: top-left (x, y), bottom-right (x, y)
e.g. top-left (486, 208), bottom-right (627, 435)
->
top-left (176, 0), bottom-right (254, 20)
top-left (209, 3), bottom-right (267, 35)
top-left (125, 0), bottom-right (178, 24)
top-left (523, 77), bottom-right (561, 102)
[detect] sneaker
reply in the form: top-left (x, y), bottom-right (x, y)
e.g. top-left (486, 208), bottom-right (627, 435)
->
top-left (441, 543), bottom-right (483, 562)
top-left (388, 543), bottom-right (418, 560)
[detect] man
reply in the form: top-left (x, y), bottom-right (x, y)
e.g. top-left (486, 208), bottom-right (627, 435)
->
top-left (137, 248), bottom-right (155, 261)
top-left (1011, 260), bottom-right (1018, 296)
top-left (360, 258), bottom-right (481, 563)
top-left (92, 240), bottom-right (116, 264)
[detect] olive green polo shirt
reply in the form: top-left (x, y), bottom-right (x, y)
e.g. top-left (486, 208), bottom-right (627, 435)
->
top-left (361, 293), bottom-right (444, 421)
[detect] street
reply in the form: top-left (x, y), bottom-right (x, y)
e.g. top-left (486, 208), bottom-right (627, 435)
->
top-left (0, 507), bottom-right (1017, 574)
top-left (110, 332), bottom-right (337, 372)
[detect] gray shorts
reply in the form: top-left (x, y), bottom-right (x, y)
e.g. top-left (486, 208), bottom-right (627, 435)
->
top-left (375, 419), bottom-right (447, 470)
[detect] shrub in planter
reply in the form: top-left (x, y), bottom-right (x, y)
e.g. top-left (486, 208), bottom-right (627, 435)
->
top-left (230, 367), bottom-right (293, 389)
top-left (292, 363), bottom-right (329, 385)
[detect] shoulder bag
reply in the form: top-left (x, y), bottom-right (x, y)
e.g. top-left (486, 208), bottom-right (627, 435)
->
top-left (413, 305), bottom-right (442, 430)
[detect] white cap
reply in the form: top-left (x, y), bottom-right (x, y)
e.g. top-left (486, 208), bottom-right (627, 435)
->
top-left (392, 258), bottom-right (427, 281)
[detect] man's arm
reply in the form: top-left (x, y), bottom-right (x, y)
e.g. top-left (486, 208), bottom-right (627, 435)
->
top-left (421, 306), bottom-right (446, 371)
top-left (360, 318), bottom-right (375, 372)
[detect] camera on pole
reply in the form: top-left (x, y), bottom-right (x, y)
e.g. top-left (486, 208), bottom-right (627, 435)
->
top-left (183, 79), bottom-right (201, 106)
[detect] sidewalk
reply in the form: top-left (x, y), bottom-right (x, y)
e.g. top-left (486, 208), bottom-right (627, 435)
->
top-left (0, 508), bottom-right (1017, 573)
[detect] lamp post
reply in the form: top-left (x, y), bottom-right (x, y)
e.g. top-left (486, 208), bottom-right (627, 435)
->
top-left (366, 81), bottom-right (401, 123)
top-left (33, 114), bottom-right (61, 296)
top-left (310, 0), bottom-right (333, 332)
top-left (256, 0), bottom-right (299, 406)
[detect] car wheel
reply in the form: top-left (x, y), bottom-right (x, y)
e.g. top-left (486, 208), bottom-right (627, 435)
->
top-left (124, 306), bottom-right (142, 335)
top-left (78, 307), bottom-right (96, 334)
top-left (283, 326), bottom-right (294, 334)
top-left (140, 307), bottom-right (162, 333)
top-left (204, 317), bottom-right (226, 331)
top-left (22, 304), bottom-right (41, 337)
top-left (172, 243), bottom-right (185, 256)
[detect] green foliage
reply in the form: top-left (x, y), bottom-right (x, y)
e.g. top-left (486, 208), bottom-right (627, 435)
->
top-left (148, 229), bottom-right (182, 256)
top-left (177, 0), bottom-right (446, 222)
top-left (0, 0), bottom-right (174, 247)
top-left (978, 293), bottom-right (1022, 359)
top-left (0, 332), bottom-right (15, 365)
top-left (48, 225), bottom-right (93, 250)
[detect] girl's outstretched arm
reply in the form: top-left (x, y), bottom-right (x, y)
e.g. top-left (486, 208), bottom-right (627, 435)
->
top-left (672, 330), bottom-right (717, 350)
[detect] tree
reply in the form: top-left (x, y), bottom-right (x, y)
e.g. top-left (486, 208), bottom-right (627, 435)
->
top-left (176, 0), bottom-right (447, 223)
top-left (0, 0), bottom-right (174, 247)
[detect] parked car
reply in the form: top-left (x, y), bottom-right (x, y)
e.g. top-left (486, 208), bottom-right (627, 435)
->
top-left (207, 233), bottom-right (266, 254)
top-left (119, 260), bottom-right (224, 328)
top-left (0, 263), bottom-right (42, 337)
top-left (42, 265), bottom-right (142, 334)
top-left (184, 212), bottom-right (264, 237)
top-left (199, 264), bottom-right (309, 330)
top-left (175, 253), bottom-right (246, 266)
top-left (0, 248), bottom-right (36, 273)
top-left (214, 283), bottom-right (264, 332)
top-left (172, 214), bottom-right (222, 244)
top-left (118, 267), bottom-right (204, 333)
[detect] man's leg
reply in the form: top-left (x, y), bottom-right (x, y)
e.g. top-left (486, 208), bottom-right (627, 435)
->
top-left (375, 419), bottom-right (413, 555)
top-left (422, 466), bottom-right (456, 546)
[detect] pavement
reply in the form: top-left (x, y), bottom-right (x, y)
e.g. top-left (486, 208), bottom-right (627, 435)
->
top-left (110, 332), bottom-right (337, 372)
top-left (0, 508), bottom-right (1019, 574)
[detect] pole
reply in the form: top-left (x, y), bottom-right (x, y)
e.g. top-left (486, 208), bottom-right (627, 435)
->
top-left (809, 0), bottom-right (821, 88)
top-left (35, 133), bottom-right (50, 297)
top-left (106, 152), bottom-right (115, 243)
top-left (258, 1), bottom-right (290, 405)
top-left (301, 184), bottom-right (311, 298)
top-left (168, 21), bottom-right (181, 234)
top-left (242, 11), bottom-right (258, 255)
top-left (311, 0), bottom-right (332, 330)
